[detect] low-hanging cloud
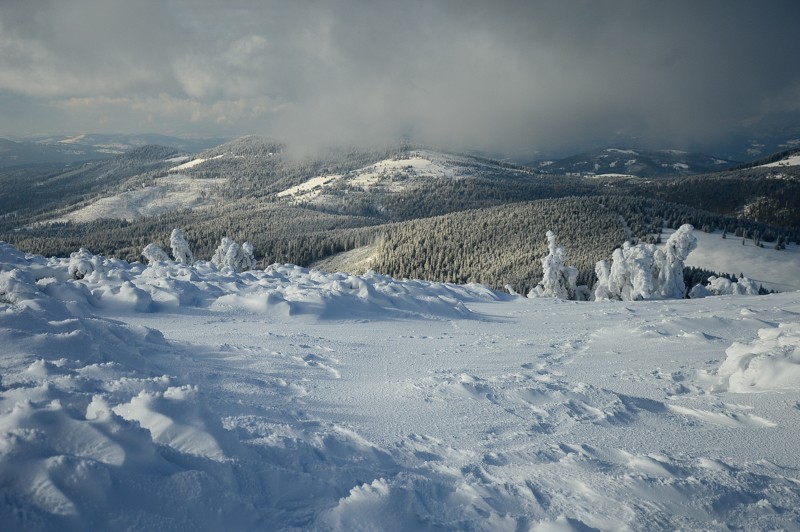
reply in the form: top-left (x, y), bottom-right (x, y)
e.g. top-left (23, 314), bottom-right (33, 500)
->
top-left (1, 0), bottom-right (799, 155)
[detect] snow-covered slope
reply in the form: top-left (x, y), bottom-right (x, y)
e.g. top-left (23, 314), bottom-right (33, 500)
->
top-left (277, 150), bottom-right (506, 205)
top-left (758, 153), bottom-right (800, 168)
top-left (49, 175), bottom-right (226, 223)
top-left (0, 134), bottom-right (224, 168)
top-left (662, 228), bottom-right (800, 292)
top-left (310, 243), bottom-right (378, 274)
top-left (2, 242), bottom-right (800, 530)
top-left (167, 153), bottom-right (225, 172)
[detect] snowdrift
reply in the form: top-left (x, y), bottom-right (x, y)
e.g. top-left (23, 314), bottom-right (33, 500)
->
top-left (2, 242), bottom-right (800, 530)
top-left (718, 323), bottom-right (800, 392)
top-left (1, 243), bottom-right (502, 321)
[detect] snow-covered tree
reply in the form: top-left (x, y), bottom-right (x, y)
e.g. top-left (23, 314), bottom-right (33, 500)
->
top-left (68, 248), bottom-right (96, 279)
top-left (593, 260), bottom-right (613, 300)
top-left (240, 242), bottom-right (256, 271)
top-left (529, 231), bottom-right (586, 300)
top-left (600, 243), bottom-right (651, 301)
top-left (211, 237), bottom-right (234, 269)
top-left (606, 247), bottom-right (629, 300)
top-left (142, 243), bottom-right (170, 265)
top-left (170, 228), bottom-right (194, 265)
top-left (626, 243), bottom-right (656, 301)
top-left (655, 224), bottom-right (697, 299)
top-left (211, 237), bottom-right (256, 272)
top-left (689, 275), bottom-right (759, 298)
top-left (594, 224), bottom-right (696, 301)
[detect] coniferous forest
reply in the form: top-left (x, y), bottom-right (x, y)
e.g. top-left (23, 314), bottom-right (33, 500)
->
top-left (1, 138), bottom-right (798, 294)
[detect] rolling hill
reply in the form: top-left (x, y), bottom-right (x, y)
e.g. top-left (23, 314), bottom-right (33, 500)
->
top-left (1, 136), bottom-right (798, 295)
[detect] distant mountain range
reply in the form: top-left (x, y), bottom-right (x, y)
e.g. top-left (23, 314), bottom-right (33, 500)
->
top-left (0, 133), bottom-right (226, 168)
top-left (530, 148), bottom-right (736, 178)
top-left (516, 111), bottom-right (800, 167)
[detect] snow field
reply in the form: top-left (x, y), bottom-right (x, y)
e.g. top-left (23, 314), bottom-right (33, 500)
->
top-left (48, 175), bottom-right (226, 223)
top-left (758, 153), bottom-right (800, 168)
top-left (276, 174), bottom-right (343, 199)
top-left (2, 242), bottom-right (800, 530)
top-left (662, 228), bottom-right (800, 292)
top-left (167, 153), bottom-right (224, 172)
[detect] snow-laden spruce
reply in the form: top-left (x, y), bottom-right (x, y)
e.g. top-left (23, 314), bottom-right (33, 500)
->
top-left (141, 242), bottom-right (170, 265)
top-left (142, 228), bottom-right (195, 266)
top-left (528, 225), bottom-right (696, 301)
top-left (527, 231), bottom-right (589, 300)
top-left (657, 223), bottom-right (698, 298)
top-left (211, 237), bottom-right (256, 272)
top-left (68, 247), bottom-right (99, 279)
top-left (689, 275), bottom-right (760, 298)
top-left (142, 229), bottom-right (258, 273)
top-left (594, 224), bottom-right (697, 301)
top-left (170, 228), bottom-right (194, 265)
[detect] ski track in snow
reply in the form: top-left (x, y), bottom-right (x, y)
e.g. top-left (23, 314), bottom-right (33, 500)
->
top-left (2, 243), bottom-right (800, 530)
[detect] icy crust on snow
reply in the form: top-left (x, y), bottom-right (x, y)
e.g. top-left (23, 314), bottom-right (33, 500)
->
top-left (3, 242), bottom-right (800, 530)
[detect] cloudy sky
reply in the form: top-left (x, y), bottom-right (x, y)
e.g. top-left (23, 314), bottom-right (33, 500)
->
top-left (1, 0), bottom-right (799, 154)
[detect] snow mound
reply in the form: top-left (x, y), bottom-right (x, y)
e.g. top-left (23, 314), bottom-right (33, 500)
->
top-left (1, 242), bottom-right (501, 321)
top-left (718, 323), bottom-right (800, 392)
top-left (211, 264), bottom-right (500, 320)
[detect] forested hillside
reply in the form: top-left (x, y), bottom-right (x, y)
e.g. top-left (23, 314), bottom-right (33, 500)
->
top-left (0, 145), bottom-right (183, 222)
top-left (1, 137), bottom-right (797, 294)
top-left (641, 168), bottom-right (800, 230)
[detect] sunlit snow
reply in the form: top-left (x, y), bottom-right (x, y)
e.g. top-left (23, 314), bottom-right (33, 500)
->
top-left (167, 153), bottom-right (225, 172)
top-left (276, 174), bottom-right (343, 200)
top-left (758, 153), bottom-right (800, 168)
top-left (2, 242), bottom-right (800, 530)
top-left (662, 228), bottom-right (800, 292)
top-left (277, 151), bottom-right (467, 204)
top-left (48, 175), bottom-right (226, 223)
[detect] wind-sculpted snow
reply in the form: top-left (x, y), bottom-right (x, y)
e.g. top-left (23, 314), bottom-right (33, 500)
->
top-left (2, 241), bottom-right (800, 530)
top-left (718, 323), bottom-right (800, 392)
top-left (4, 243), bottom-right (499, 320)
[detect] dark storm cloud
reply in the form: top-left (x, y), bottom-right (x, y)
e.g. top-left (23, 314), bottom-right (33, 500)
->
top-left (1, 0), bottom-right (798, 153)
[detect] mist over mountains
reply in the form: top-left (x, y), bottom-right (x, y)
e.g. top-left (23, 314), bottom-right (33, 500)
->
top-left (0, 134), bottom-right (225, 168)
top-left (1, 134), bottom-right (798, 296)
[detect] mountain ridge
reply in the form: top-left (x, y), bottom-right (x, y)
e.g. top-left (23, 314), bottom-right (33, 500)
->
top-left (530, 147), bottom-right (736, 178)
top-left (1, 136), bottom-right (798, 294)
